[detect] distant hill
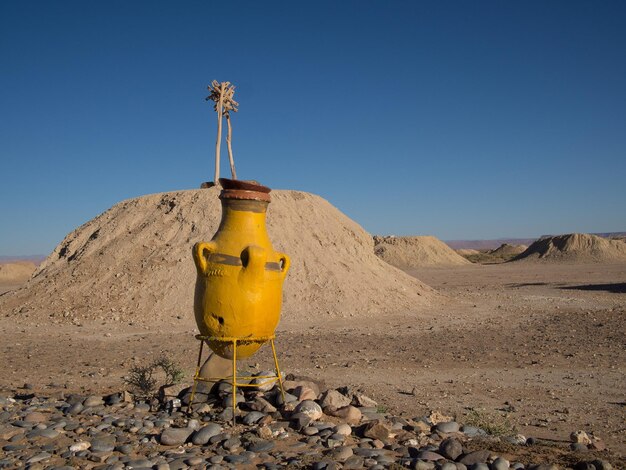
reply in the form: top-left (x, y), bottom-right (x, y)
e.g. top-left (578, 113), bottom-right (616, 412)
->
top-left (489, 243), bottom-right (528, 257)
top-left (513, 233), bottom-right (626, 263)
top-left (0, 261), bottom-right (37, 283)
top-left (0, 255), bottom-right (46, 264)
top-left (445, 238), bottom-right (536, 250)
top-left (447, 232), bottom-right (625, 250)
top-left (457, 243), bottom-right (528, 264)
top-left (374, 235), bottom-right (470, 268)
top-left (539, 232), bottom-right (626, 240)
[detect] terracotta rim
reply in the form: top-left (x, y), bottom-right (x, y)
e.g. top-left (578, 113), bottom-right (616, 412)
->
top-left (218, 178), bottom-right (271, 202)
top-left (219, 178), bottom-right (271, 193)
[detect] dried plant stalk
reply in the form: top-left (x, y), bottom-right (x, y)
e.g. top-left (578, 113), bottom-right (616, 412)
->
top-left (215, 83), bottom-right (224, 183)
top-left (206, 81), bottom-right (239, 183)
top-left (226, 113), bottom-right (236, 179)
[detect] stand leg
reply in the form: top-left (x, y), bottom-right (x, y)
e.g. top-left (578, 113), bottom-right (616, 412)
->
top-left (188, 340), bottom-right (205, 413)
top-left (232, 339), bottom-right (237, 426)
top-left (270, 339), bottom-right (286, 404)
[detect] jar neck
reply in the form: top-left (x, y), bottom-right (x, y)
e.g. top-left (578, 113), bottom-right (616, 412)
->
top-left (221, 198), bottom-right (269, 214)
top-left (214, 198), bottom-right (270, 240)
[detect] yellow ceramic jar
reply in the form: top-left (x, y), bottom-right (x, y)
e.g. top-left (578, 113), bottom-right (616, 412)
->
top-left (193, 179), bottom-right (290, 359)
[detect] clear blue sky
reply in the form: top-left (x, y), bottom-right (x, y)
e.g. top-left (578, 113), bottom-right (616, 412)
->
top-left (2, 1), bottom-right (625, 256)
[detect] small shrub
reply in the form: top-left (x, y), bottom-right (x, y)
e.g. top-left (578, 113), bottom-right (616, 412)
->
top-left (463, 408), bottom-right (516, 436)
top-left (124, 355), bottom-right (184, 398)
top-left (153, 356), bottom-right (185, 385)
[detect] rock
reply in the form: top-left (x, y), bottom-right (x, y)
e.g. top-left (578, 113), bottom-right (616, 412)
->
top-left (353, 392), bottom-right (378, 407)
top-left (412, 461), bottom-right (436, 470)
top-left (461, 425), bottom-right (488, 438)
top-left (248, 440), bottom-right (275, 452)
top-left (435, 421), bottom-right (460, 433)
top-left (191, 422), bottom-right (222, 445)
top-left (291, 414), bottom-right (312, 430)
top-left (134, 402), bottom-right (151, 413)
top-left (293, 385), bottom-right (317, 401)
top-left (29, 428), bottom-right (59, 439)
top-left (573, 464), bottom-right (596, 470)
top-left (294, 400), bottom-right (323, 420)
top-left (471, 464), bottom-right (490, 470)
top-left (411, 419), bottom-right (432, 433)
top-left (492, 457), bottom-right (510, 470)
top-left (115, 444), bottom-right (133, 455)
top-left (158, 383), bottom-right (188, 402)
top-left (590, 460), bottom-right (613, 470)
top-left (570, 443), bottom-right (589, 452)
top-left (320, 390), bottom-right (352, 409)
top-left (23, 412), bottom-right (47, 423)
top-left (243, 411), bottom-right (265, 425)
top-left (82, 395), bottom-right (104, 407)
top-left (440, 463), bottom-right (457, 470)
top-left (249, 397), bottom-right (277, 413)
top-left (222, 436), bottom-right (241, 450)
top-left (217, 407), bottom-right (233, 421)
top-left (224, 453), bottom-right (248, 464)
top-left (0, 424), bottom-right (24, 440)
top-left (439, 437), bottom-right (463, 460)
top-left (127, 458), bottom-right (156, 467)
top-left (343, 456), bottom-right (365, 469)
top-left (104, 392), bottom-right (123, 405)
top-left (570, 430), bottom-right (592, 445)
top-left (416, 450), bottom-right (445, 461)
top-left (257, 425), bottom-right (273, 440)
top-left (459, 450), bottom-right (490, 465)
top-left (275, 391), bottom-right (297, 406)
top-left (89, 436), bottom-right (116, 452)
top-left (222, 393), bottom-right (245, 408)
top-left (187, 418), bottom-right (201, 430)
top-left (303, 426), bottom-right (319, 435)
top-left (66, 403), bottom-right (83, 415)
top-left (428, 410), bottom-right (453, 425)
top-left (505, 434), bottom-right (527, 446)
top-left (333, 423), bottom-right (352, 436)
top-left (283, 379), bottom-right (321, 396)
top-left (329, 446), bottom-right (353, 461)
top-left (27, 452), bottom-right (52, 464)
top-left (250, 371), bottom-right (277, 392)
top-left (160, 427), bottom-right (193, 446)
top-left (363, 420), bottom-right (391, 440)
top-left (328, 405), bottom-right (362, 424)
top-left (589, 437), bottom-right (606, 451)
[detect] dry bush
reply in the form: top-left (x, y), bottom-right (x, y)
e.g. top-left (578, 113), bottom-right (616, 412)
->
top-left (124, 355), bottom-right (184, 398)
top-left (463, 408), bottom-right (517, 436)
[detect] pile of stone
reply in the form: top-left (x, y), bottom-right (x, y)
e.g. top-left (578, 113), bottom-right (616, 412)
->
top-left (0, 377), bottom-right (616, 470)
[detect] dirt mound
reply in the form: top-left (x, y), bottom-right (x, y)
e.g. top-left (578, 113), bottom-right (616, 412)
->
top-left (489, 243), bottom-right (527, 257)
top-left (0, 189), bottom-right (434, 324)
top-left (514, 233), bottom-right (626, 263)
top-left (374, 236), bottom-right (470, 268)
top-left (0, 261), bottom-right (36, 283)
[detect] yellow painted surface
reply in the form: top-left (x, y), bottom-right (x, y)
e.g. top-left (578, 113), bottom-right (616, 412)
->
top-left (193, 198), bottom-right (290, 359)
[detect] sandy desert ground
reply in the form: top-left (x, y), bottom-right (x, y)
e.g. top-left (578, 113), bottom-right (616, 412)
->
top-left (1, 260), bottom-right (624, 464)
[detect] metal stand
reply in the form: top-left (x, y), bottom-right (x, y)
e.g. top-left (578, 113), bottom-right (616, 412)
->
top-left (187, 334), bottom-right (286, 424)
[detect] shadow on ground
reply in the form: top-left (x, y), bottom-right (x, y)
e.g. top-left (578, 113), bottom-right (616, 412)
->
top-left (559, 283), bottom-right (626, 293)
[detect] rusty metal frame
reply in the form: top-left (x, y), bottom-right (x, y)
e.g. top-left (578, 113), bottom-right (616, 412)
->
top-left (187, 334), bottom-right (286, 425)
